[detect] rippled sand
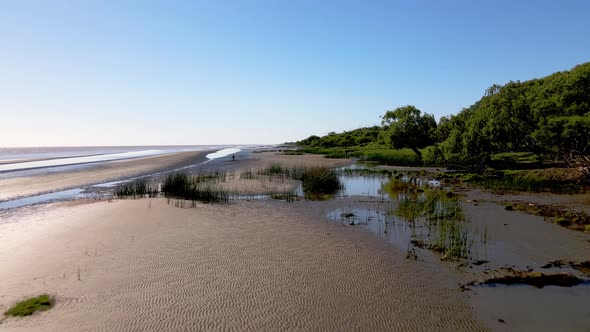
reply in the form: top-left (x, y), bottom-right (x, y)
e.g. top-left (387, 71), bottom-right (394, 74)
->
top-left (0, 199), bottom-right (485, 331)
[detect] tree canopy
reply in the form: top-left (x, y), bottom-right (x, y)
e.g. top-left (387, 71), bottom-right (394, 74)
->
top-left (297, 62), bottom-right (590, 169)
top-left (381, 105), bottom-right (436, 159)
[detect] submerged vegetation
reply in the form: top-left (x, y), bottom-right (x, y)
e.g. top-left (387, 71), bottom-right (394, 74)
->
top-left (5, 295), bottom-right (53, 317)
top-left (396, 187), bottom-right (472, 260)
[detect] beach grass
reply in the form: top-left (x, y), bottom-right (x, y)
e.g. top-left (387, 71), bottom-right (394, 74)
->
top-left (162, 173), bottom-right (229, 203)
top-left (240, 164), bottom-right (342, 199)
top-left (115, 179), bottom-right (159, 199)
top-left (5, 295), bottom-right (53, 317)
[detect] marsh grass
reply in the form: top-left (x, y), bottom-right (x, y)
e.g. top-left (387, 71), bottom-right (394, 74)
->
top-left (336, 168), bottom-right (393, 177)
top-left (397, 189), bottom-right (472, 260)
top-left (162, 173), bottom-right (229, 203)
top-left (270, 192), bottom-right (299, 202)
top-left (300, 168), bottom-right (342, 199)
top-left (461, 171), bottom-right (583, 194)
top-left (5, 295), bottom-right (53, 317)
top-left (115, 179), bottom-right (159, 199)
top-left (301, 147), bottom-right (432, 166)
top-left (240, 164), bottom-right (342, 199)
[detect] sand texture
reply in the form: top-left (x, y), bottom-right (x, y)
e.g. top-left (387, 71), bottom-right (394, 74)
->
top-left (0, 199), bottom-right (485, 331)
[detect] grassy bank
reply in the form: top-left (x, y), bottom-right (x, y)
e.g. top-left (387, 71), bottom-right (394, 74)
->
top-left (460, 169), bottom-right (586, 194)
top-left (300, 145), bottom-right (437, 166)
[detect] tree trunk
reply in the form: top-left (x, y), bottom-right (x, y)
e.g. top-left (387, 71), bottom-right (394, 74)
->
top-left (411, 147), bottom-right (423, 160)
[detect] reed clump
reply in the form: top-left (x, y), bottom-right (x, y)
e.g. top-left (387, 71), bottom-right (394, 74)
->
top-left (115, 179), bottom-right (159, 199)
top-left (300, 167), bottom-right (342, 199)
top-left (240, 164), bottom-right (342, 199)
top-left (161, 173), bottom-right (229, 203)
top-left (397, 188), bottom-right (472, 260)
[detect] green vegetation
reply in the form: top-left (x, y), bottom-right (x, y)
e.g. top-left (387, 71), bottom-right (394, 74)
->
top-left (555, 217), bottom-right (570, 226)
top-left (300, 168), bottom-right (342, 200)
top-left (5, 295), bottom-right (53, 317)
top-left (397, 188), bottom-right (472, 260)
top-left (460, 169), bottom-right (583, 194)
top-left (115, 173), bottom-right (230, 203)
top-left (296, 62), bottom-right (590, 180)
top-left (381, 105), bottom-right (437, 160)
top-left (301, 146), bottom-right (434, 166)
top-left (115, 179), bottom-right (159, 199)
top-left (162, 173), bottom-right (229, 203)
top-left (241, 164), bottom-right (342, 199)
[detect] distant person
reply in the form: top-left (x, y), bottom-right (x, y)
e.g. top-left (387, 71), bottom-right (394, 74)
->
top-left (232, 154), bottom-right (235, 161)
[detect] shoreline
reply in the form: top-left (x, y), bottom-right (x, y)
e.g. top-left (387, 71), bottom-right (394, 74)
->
top-left (0, 150), bottom-right (214, 202)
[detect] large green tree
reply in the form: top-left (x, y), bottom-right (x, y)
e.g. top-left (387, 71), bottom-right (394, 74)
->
top-left (381, 105), bottom-right (437, 159)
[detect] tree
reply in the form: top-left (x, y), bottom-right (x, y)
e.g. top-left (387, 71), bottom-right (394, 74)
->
top-left (381, 105), bottom-right (437, 159)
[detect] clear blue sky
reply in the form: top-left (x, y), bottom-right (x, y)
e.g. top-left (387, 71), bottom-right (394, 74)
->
top-left (1, 0), bottom-right (588, 146)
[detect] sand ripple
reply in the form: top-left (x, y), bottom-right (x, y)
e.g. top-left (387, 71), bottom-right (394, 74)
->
top-left (0, 199), bottom-right (486, 331)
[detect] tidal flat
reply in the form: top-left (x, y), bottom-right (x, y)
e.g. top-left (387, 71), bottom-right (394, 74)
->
top-left (0, 149), bottom-right (588, 331)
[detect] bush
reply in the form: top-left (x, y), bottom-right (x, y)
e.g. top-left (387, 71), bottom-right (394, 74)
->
top-left (555, 217), bottom-right (570, 226)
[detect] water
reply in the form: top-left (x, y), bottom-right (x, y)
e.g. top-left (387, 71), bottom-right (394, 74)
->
top-left (339, 175), bottom-right (390, 197)
top-left (0, 145), bottom-right (234, 173)
top-left (0, 189), bottom-right (85, 210)
top-left (0, 146), bottom-right (246, 210)
top-left (327, 207), bottom-right (420, 252)
top-left (91, 147), bottom-right (244, 188)
top-left (206, 148), bottom-right (241, 160)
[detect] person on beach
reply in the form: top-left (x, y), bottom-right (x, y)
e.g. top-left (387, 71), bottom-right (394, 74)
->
top-left (232, 154), bottom-right (235, 161)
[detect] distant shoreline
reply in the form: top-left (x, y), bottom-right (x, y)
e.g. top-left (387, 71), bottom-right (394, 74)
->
top-left (0, 150), bottom-right (215, 202)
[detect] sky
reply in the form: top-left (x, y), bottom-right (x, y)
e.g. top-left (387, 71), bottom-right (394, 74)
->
top-left (1, 0), bottom-right (589, 147)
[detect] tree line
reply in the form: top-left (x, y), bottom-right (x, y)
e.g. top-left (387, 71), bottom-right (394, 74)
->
top-left (298, 62), bottom-right (590, 170)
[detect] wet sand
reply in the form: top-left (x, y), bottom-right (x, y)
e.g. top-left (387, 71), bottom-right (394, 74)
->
top-left (458, 190), bottom-right (590, 331)
top-left (0, 199), bottom-right (485, 331)
top-left (0, 151), bottom-right (211, 201)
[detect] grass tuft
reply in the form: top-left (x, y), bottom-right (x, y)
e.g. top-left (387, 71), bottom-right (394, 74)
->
top-left (5, 295), bottom-right (53, 317)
